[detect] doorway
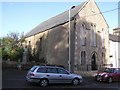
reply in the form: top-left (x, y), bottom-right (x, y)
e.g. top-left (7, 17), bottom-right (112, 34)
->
top-left (91, 53), bottom-right (97, 70)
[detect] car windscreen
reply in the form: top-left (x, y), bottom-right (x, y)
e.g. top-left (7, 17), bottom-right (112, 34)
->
top-left (29, 66), bottom-right (38, 72)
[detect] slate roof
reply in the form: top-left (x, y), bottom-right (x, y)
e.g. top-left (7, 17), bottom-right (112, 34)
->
top-left (25, 1), bottom-right (87, 37)
top-left (109, 34), bottom-right (120, 42)
top-left (113, 27), bottom-right (120, 30)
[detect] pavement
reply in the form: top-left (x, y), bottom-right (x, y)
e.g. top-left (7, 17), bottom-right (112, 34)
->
top-left (75, 70), bottom-right (98, 77)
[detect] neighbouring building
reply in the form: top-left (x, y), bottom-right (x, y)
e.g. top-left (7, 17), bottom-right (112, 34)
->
top-left (113, 27), bottom-right (120, 36)
top-left (24, 0), bottom-right (110, 72)
top-left (109, 31), bottom-right (120, 68)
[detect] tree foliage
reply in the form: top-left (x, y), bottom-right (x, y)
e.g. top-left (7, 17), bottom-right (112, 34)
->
top-left (2, 32), bottom-right (25, 61)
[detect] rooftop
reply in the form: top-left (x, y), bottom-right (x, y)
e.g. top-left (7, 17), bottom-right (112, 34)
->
top-left (109, 34), bottom-right (120, 42)
top-left (25, 1), bottom-right (87, 37)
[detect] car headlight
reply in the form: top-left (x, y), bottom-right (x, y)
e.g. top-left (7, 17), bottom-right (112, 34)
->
top-left (104, 74), bottom-right (108, 77)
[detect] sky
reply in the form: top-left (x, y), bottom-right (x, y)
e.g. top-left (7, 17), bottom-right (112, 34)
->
top-left (1, 0), bottom-right (119, 38)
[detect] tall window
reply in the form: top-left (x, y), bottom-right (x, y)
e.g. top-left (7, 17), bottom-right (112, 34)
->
top-left (102, 28), bottom-right (105, 48)
top-left (102, 52), bottom-right (105, 64)
top-left (93, 24), bottom-right (97, 46)
top-left (81, 23), bottom-right (86, 46)
top-left (39, 37), bottom-right (43, 51)
top-left (91, 24), bottom-right (93, 46)
top-left (81, 51), bottom-right (86, 65)
top-left (91, 23), bottom-right (97, 46)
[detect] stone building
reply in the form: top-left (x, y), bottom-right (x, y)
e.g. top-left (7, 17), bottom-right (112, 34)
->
top-left (25, 0), bottom-right (110, 72)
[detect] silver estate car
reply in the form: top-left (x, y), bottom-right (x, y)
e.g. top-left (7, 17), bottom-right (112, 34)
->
top-left (26, 66), bottom-right (83, 87)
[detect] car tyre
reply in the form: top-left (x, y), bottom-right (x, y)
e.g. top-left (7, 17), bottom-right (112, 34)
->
top-left (40, 79), bottom-right (49, 87)
top-left (72, 78), bottom-right (79, 86)
top-left (107, 77), bottom-right (113, 83)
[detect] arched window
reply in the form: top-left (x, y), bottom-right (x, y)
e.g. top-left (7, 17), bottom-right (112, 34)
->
top-left (102, 28), bottom-right (105, 48)
top-left (102, 52), bottom-right (105, 64)
top-left (94, 24), bottom-right (97, 46)
top-left (81, 51), bottom-right (86, 65)
top-left (81, 23), bottom-right (86, 46)
top-left (90, 24), bottom-right (93, 46)
top-left (39, 37), bottom-right (43, 51)
top-left (90, 23), bottom-right (97, 46)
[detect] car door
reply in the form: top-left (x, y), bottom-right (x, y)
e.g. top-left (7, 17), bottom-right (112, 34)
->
top-left (113, 69), bottom-right (119, 81)
top-left (35, 67), bottom-right (48, 82)
top-left (46, 68), bottom-right (60, 83)
top-left (118, 69), bottom-right (120, 81)
top-left (57, 68), bottom-right (72, 83)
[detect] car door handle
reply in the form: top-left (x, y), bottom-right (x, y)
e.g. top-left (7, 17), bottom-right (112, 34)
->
top-left (47, 75), bottom-right (50, 76)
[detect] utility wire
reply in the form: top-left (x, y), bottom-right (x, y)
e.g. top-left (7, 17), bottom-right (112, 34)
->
top-left (101, 7), bottom-right (120, 14)
top-left (80, 7), bottom-right (120, 18)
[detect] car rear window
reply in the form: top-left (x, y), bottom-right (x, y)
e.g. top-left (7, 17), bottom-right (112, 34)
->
top-left (30, 66), bottom-right (38, 72)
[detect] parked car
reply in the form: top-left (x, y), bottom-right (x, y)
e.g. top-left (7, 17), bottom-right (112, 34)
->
top-left (26, 65), bottom-right (83, 87)
top-left (95, 68), bottom-right (120, 83)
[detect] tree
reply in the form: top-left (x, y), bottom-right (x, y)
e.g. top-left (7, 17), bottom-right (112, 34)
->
top-left (2, 32), bottom-right (25, 61)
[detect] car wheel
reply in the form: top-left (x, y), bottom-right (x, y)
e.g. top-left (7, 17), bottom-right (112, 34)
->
top-left (107, 77), bottom-right (113, 83)
top-left (40, 79), bottom-right (48, 87)
top-left (72, 78), bottom-right (79, 86)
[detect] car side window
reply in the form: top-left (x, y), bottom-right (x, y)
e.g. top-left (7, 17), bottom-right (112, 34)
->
top-left (47, 68), bottom-right (57, 74)
top-left (37, 68), bottom-right (47, 73)
top-left (58, 68), bottom-right (69, 74)
top-left (114, 69), bottom-right (119, 73)
top-left (118, 69), bottom-right (120, 73)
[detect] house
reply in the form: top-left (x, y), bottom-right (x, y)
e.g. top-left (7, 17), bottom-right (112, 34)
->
top-left (24, 0), bottom-right (110, 72)
top-left (113, 27), bottom-right (120, 36)
top-left (109, 31), bottom-right (120, 68)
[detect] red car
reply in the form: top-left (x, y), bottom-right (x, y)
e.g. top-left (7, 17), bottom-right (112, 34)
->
top-left (95, 68), bottom-right (120, 83)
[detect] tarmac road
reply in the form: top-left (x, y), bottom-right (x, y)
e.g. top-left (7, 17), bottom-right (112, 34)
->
top-left (2, 69), bottom-right (120, 89)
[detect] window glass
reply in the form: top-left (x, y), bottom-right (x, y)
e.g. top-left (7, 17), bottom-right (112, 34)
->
top-left (37, 67), bottom-right (47, 73)
top-left (118, 69), bottom-right (120, 73)
top-left (114, 69), bottom-right (119, 73)
top-left (58, 68), bottom-right (68, 74)
top-left (81, 51), bottom-right (86, 65)
top-left (81, 23), bottom-right (85, 46)
top-left (30, 66), bottom-right (38, 72)
top-left (104, 68), bottom-right (114, 73)
top-left (47, 68), bottom-right (57, 73)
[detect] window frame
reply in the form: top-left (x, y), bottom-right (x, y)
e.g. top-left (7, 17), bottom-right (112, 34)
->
top-left (46, 68), bottom-right (58, 74)
top-left (36, 67), bottom-right (47, 73)
top-left (81, 51), bottom-right (86, 65)
top-left (81, 23), bottom-right (86, 46)
top-left (57, 68), bottom-right (69, 74)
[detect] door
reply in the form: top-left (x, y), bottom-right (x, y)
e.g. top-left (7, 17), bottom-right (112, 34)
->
top-left (46, 68), bottom-right (60, 83)
top-left (114, 68), bottom-right (120, 81)
top-left (57, 68), bottom-right (72, 83)
top-left (91, 53), bottom-right (97, 70)
top-left (118, 69), bottom-right (120, 81)
top-left (112, 68), bottom-right (120, 81)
